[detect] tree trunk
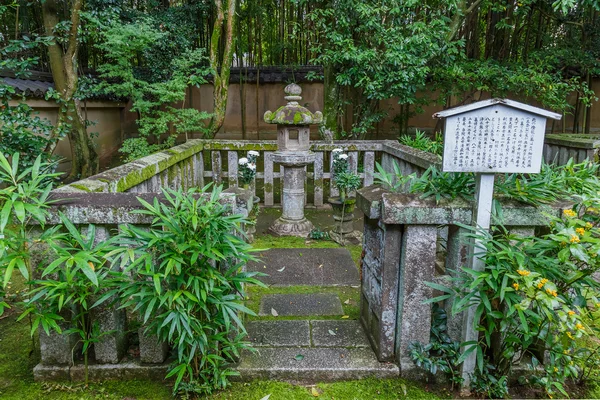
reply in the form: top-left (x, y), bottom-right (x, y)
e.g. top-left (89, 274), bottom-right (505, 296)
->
top-left (41, 0), bottom-right (98, 180)
top-left (208, 0), bottom-right (236, 137)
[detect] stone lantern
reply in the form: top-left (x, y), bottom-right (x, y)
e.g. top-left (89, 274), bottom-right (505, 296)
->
top-left (264, 83), bottom-right (323, 237)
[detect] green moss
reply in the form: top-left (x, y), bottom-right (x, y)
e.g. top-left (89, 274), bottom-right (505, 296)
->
top-left (253, 235), bottom-right (362, 267)
top-left (264, 182), bottom-right (274, 194)
top-left (293, 112), bottom-right (304, 124)
top-left (69, 184), bottom-right (92, 192)
top-left (208, 378), bottom-right (441, 400)
top-left (114, 166), bottom-right (158, 192)
top-left (203, 142), bottom-right (278, 151)
top-left (0, 313), bottom-right (170, 400)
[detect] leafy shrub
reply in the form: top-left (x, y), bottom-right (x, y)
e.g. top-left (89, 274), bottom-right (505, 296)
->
top-left (433, 199), bottom-right (600, 398)
top-left (92, 19), bottom-right (213, 162)
top-left (409, 304), bottom-right (463, 389)
top-left (375, 159), bottom-right (600, 207)
top-left (400, 131), bottom-right (444, 156)
top-left (0, 153), bottom-right (60, 316)
top-left (110, 186), bottom-right (265, 395)
top-left (22, 214), bottom-right (119, 385)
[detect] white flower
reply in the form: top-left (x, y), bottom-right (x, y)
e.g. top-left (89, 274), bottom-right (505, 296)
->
top-left (332, 148), bottom-right (343, 153)
top-left (248, 150), bottom-right (260, 157)
top-left (338, 154), bottom-right (348, 159)
top-left (239, 157), bottom-right (249, 165)
top-left (248, 163), bottom-right (256, 171)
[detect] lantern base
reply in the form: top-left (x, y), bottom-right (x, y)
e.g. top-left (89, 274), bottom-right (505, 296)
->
top-left (268, 217), bottom-right (314, 237)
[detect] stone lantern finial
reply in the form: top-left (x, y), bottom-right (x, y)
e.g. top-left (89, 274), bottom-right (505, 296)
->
top-left (284, 83), bottom-right (302, 104)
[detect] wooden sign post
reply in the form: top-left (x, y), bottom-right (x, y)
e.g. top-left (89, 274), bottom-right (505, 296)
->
top-left (434, 99), bottom-right (561, 389)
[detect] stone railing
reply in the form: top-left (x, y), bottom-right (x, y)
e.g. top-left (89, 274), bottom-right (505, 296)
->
top-left (544, 134), bottom-right (600, 164)
top-left (356, 186), bottom-right (568, 378)
top-left (56, 139), bottom-right (440, 208)
top-left (33, 192), bottom-right (236, 381)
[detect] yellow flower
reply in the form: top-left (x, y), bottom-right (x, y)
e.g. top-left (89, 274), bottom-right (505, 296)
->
top-left (568, 310), bottom-right (576, 316)
top-left (567, 332), bottom-right (574, 339)
top-left (563, 209), bottom-right (576, 217)
top-left (576, 323), bottom-right (585, 330)
top-left (564, 350), bottom-right (569, 354)
top-left (554, 367), bottom-right (559, 373)
top-left (597, 303), bottom-right (600, 308)
top-left (88, 261), bottom-right (95, 272)
top-left (546, 288), bottom-right (558, 297)
top-left (513, 283), bottom-right (519, 291)
top-left (576, 228), bottom-right (586, 236)
top-left (517, 269), bottom-right (530, 276)
top-left (537, 278), bottom-right (549, 289)
top-left (570, 235), bottom-right (580, 243)
top-left (586, 222), bottom-right (593, 229)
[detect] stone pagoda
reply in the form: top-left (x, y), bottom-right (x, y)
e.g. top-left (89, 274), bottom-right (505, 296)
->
top-left (264, 83), bottom-right (323, 237)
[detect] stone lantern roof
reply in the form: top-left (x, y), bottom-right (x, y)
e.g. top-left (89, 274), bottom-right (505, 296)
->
top-left (264, 83), bottom-right (323, 125)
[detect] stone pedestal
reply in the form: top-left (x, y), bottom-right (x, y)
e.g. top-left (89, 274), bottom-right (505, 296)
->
top-left (329, 197), bottom-right (362, 245)
top-left (269, 152), bottom-right (315, 237)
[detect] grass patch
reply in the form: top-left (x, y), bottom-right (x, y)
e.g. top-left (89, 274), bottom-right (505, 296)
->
top-left (245, 285), bottom-right (361, 321)
top-left (252, 234), bottom-right (362, 266)
top-left (208, 378), bottom-right (441, 400)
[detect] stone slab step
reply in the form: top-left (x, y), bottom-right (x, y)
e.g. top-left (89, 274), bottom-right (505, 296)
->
top-left (248, 248), bottom-right (359, 286)
top-left (310, 320), bottom-right (371, 348)
top-left (247, 320), bottom-right (311, 347)
top-left (259, 293), bottom-right (343, 317)
top-left (234, 347), bottom-right (399, 382)
top-left (246, 320), bottom-right (371, 348)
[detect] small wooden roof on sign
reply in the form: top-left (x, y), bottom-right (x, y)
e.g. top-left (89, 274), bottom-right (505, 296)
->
top-left (433, 98), bottom-right (562, 120)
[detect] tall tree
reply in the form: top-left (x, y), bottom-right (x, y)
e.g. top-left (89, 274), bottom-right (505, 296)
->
top-left (208, 0), bottom-right (236, 136)
top-left (41, 0), bottom-right (98, 180)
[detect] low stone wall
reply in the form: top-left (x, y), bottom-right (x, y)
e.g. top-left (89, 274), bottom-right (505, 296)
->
top-left (544, 134), bottom-right (600, 164)
top-left (56, 139), bottom-right (439, 207)
top-left (32, 192), bottom-right (235, 382)
top-left (356, 186), bottom-right (568, 377)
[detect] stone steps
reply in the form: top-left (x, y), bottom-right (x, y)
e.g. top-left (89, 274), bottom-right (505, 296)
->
top-left (235, 347), bottom-right (398, 382)
top-left (236, 248), bottom-right (399, 382)
top-left (235, 319), bottom-right (398, 382)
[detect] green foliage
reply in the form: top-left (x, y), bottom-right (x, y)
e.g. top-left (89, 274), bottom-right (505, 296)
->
top-left (0, 23), bottom-right (58, 169)
top-left (0, 153), bottom-right (60, 316)
top-left (444, 199), bottom-right (600, 398)
top-left (92, 18), bottom-right (213, 162)
top-left (308, 228), bottom-right (329, 241)
top-left (21, 214), bottom-right (118, 384)
top-left (409, 168), bottom-right (475, 204)
top-left (239, 151), bottom-right (259, 186)
top-left (109, 186), bottom-right (265, 395)
top-left (495, 159), bottom-right (600, 206)
top-left (400, 131), bottom-right (444, 157)
top-left (409, 304), bottom-right (463, 389)
top-left (432, 59), bottom-right (597, 114)
top-left (375, 159), bottom-right (600, 207)
top-left (331, 150), bottom-right (361, 202)
top-left (310, 0), bottom-right (459, 138)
